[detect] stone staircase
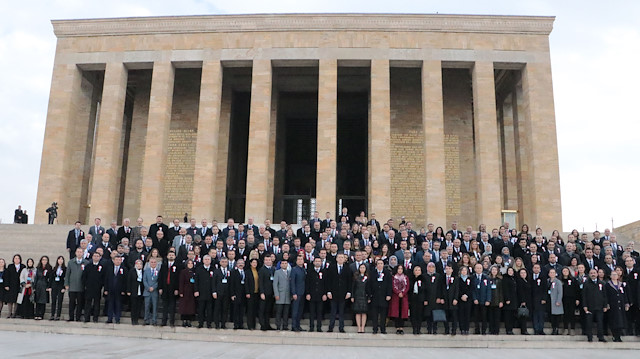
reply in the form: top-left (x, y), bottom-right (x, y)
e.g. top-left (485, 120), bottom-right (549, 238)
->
top-left (0, 318), bottom-right (638, 348)
top-left (0, 224), bottom-right (70, 262)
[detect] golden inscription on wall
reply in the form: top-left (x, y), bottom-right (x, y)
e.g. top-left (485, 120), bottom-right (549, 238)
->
top-left (164, 128), bottom-right (196, 219)
top-left (444, 134), bottom-right (461, 216)
top-left (391, 129), bottom-right (426, 224)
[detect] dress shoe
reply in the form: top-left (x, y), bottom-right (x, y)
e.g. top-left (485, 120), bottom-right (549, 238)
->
top-left (598, 338), bottom-right (607, 343)
top-left (381, 330), bottom-right (387, 334)
top-left (317, 328), bottom-right (323, 332)
top-left (339, 329), bottom-right (346, 333)
top-left (327, 328), bottom-right (333, 333)
top-left (308, 328), bottom-right (315, 332)
top-left (106, 320), bottom-right (113, 324)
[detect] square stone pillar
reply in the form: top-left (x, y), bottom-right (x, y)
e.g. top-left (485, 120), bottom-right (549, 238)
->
top-left (521, 61), bottom-right (562, 232)
top-left (422, 60), bottom-right (446, 227)
top-left (191, 60), bottom-right (223, 221)
top-left (35, 63), bottom-right (84, 224)
top-left (369, 59), bottom-right (391, 222)
top-left (244, 60), bottom-right (273, 224)
top-left (472, 62), bottom-right (502, 226)
top-left (139, 62), bottom-right (175, 222)
top-left (316, 59), bottom-right (338, 216)
top-left (501, 94), bottom-right (519, 211)
top-left (87, 62), bottom-right (128, 222)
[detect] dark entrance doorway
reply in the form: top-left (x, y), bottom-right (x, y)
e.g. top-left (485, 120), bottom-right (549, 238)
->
top-left (336, 66), bottom-right (369, 217)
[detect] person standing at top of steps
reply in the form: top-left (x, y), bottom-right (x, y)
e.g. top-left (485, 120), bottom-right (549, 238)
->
top-left (66, 221), bottom-right (85, 259)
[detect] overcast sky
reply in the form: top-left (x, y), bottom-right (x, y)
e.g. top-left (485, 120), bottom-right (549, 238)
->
top-left (1, 0), bottom-right (638, 231)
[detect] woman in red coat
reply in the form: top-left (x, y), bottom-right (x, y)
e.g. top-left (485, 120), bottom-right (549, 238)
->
top-left (178, 259), bottom-right (197, 327)
top-left (388, 265), bottom-right (409, 334)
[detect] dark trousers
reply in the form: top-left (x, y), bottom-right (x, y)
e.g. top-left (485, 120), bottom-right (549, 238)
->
top-left (161, 294), bottom-right (177, 325)
top-left (503, 309), bottom-right (515, 333)
top-left (275, 303), bottom-right (290, 329)
top-left (84, 295), bottom-right (101, 322)
top-left (370, 304), bottom-right (388, 332)
top-left (563, 298), bottom-right (577, 330)
top-left (329, 299), bottom-right (346, 330)
top-left (197, 298), bottom-right (213, 326)
top-left (585, 310), bottom-right (604, 340)
top-left (50, 285), bottom-right (65, 318)
top-left (259, 296), bottom-right (274, 329)
top-left (532, 308), bottom-right (545, 333)
top-left (246, 293), bottom-right (259, 329)
top-left (458, 301), bottom-right (472, 332)
top-left (626, 305), bottom-right (639, 335)
top-left (309, 300), bottom-right (324, 329)
top-left (409, 300), bottom-right (424, 333)
top-left (488, 306), bottom-right (501, 334)
top-left (35, 303), bottom-right (46, 318)
top-left (214, 295), bottom-right (230, 326)
top-left (106, 293), bottom-right (122, 321)
top-left (473, 304), bottom-right (488, 333)
top-left (446, 308), bottom-right (459, 334)
top-left (130, 296), bottom-right (143, 324)
top-left (291, 297), bottom-right (304, 329)
top-left (551, 314), bottom-right (561, 330)
top-left (232, 296), bottom-right (245, 329)
top-left (68, 291), bottom-right (84, 321)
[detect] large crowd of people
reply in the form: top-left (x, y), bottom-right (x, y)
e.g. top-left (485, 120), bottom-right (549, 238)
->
top-left (0, 209), bottom-right (638, 343)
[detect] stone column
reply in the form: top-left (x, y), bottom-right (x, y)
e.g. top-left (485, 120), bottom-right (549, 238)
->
top-left (191, 60), bottom-right (223, 220)
top-left (369, 59), bottom-right (391, 221)
top-left (422, 60), bottom-right (446, 227)
top-left (88, 62), bottom-right (128, 222)
top-left (35, 63), bottom-right (84, 224)
top-left (472, 62), bottom-right (502, 226)
top-left (139, 62), bottom-right (175, 221)
top-left (512, 82), bottom-right (533, 226)
top-left (501, 94), bottom-right (519, 210)
top-left (244, 60), bottom-right (273, 224)
top-left (521, 60), bottom-right (562, 232)
top-left (316, 59), bottom-right (338, 216)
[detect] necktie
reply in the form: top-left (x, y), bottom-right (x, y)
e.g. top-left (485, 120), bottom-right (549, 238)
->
top-left (115, 266), bottom-right (118, 275)
top-left (338, 266), bottom-right (342, 275)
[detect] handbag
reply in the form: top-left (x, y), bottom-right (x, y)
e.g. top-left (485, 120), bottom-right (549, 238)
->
top-left (517, 306), bottom-right (529, 318)
top-left (432, 309), bottom-right (447, 322)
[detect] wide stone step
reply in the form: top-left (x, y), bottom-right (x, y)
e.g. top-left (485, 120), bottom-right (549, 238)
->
top-left (0, 318), bottom-right (638, 348)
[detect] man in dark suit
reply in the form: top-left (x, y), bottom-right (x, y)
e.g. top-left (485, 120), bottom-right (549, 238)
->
top-left (212, 257), bottom-right (232, 329)
top-left (368, 213), bottom-right (381, 235)
top-left (530, 264), bottom-right (548, 334)
top-left (258, 256), bottom-right (276, 330)
top-left (471, 263), bottom-right (491, 334)
top-left (106, 221), bottom-right (119, 246)
top-left (94, 233), bottom-right (115, 256)
top-left (117, 218), bottom-right (134, 242)
top-left (368, 259), bottom-right (392, 334)
top-left (230, 259), bottom-right (247, 330)
top-left (306, 257), bottom-right (327, 332)
top-left (194, 255), bottom-right (215, 328)
top-left (446, 222), bottom-right (463, 241)
top-left (290, 255), bottom-right (306, 332)
top-left (199, 219), bottom-right (214, 240)
top-left (88, 218), bottom-right (106, 240)
top-left (159, 251), bottom-right (181, 327)
top-left (583, 268), bottom-right (609, 342)
top-left (66, 221), bottom-right (85, 259)
top-left (320, 212), bottom-right (333, 232)
top-left (148, 216), bottom-right (169, 245)
top-left (435, 250), bottom-right (458, 276)
top-left (327, 253), bottom-right (352, 332)
top-left (104, 255), bottom-right (127, 324)
top-left (82, 252), bottom-right (106, 323)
